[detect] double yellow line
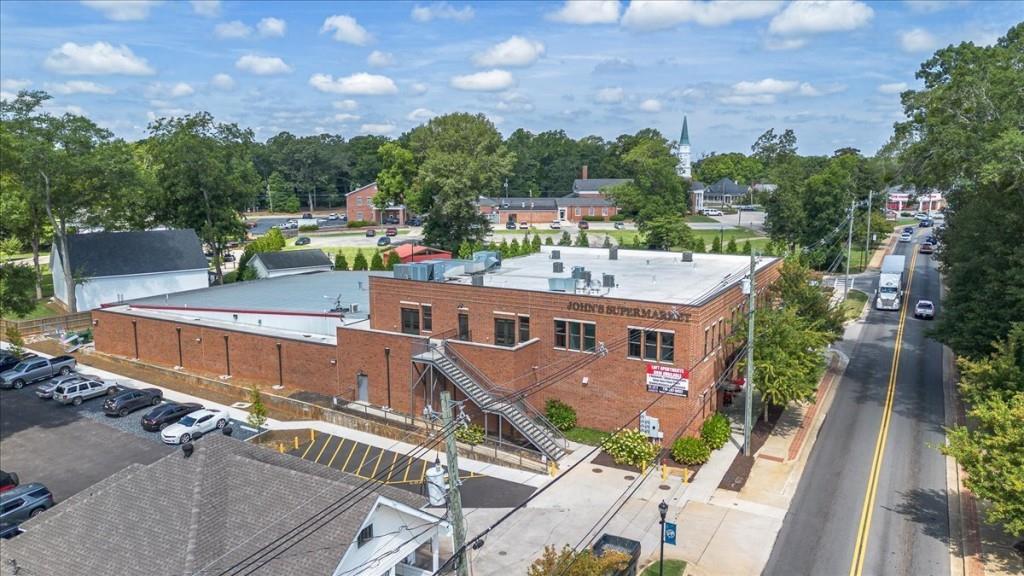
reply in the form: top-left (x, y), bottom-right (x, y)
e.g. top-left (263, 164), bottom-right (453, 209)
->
top-left (849, 249), bottom-right (920, 576)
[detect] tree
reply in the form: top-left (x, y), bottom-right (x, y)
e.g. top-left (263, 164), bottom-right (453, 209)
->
top-left (527, 545), bottom-right (629, 576)
top-left (352, 249), bottom-right (368, 271)
top-left (531, 233), bottom-right (542, 252)
top-left (246, 386), bottom-right (268, 429)
top-left (148, 112), bottom-right (259, 286)
top-left (711, 235), bottom-right (723, 253)
top-left (544, 236), bottom-right (554, 246)
top-left (369, 251), bottom-right (385, 271)
top-left (335, 253), bottom-right (349, 270)
top-left (573, 230), bottom-right (588, 247)
top-left (385, 250), bottom-right (400, 270)
top-left (375, 142), bottom-right (419, 211)
top-left (692, 237), bottom-right (706, 252)
top-left (509, 238), bottom-right (521, 256)
top-left (694, 152), bottom-right (764, 185)
top-left (4, 325), bottom-right (25, 357)
top-left (726, 237), bottom-right (738, 254)
top-left (942, 325), bottom-right (1024, 536)
top-left (772, 255), bottom-right (845, 339)
top-left (267, 171), bottom-right (299, 213)
top-left (641, 215), bottom-right (692, 250)
top-left (751, 128), bottom-right (798, 167)
top-left (457, 240), bottom-right (475, 260)
top-left (0, 264), bottom-right (35, 317)
top-left (605, 131), bottom-right (689, 226)
top-left (742, 239), bottom-right (752, 254)
top-left (347, 135), bottom-right (390, 187)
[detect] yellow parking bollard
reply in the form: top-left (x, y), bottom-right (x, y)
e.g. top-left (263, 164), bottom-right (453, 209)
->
top-left (293, 436), bottom-right (299, 450)
top-left (278, 443), bottom-right (285, 454)
top-left (310, 429), bottom-right (315, 443)
top-left (683, 468), bottom-right (690, 483)
top-left (661, 461), bottom-right (667, 481)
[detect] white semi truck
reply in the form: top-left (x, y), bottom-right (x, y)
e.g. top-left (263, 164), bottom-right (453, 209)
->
top-left (876, 255), bottom-right (906, 310)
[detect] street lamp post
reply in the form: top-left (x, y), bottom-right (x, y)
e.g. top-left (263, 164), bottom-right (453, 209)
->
top-left (658, 500), bottom-right (668, 576)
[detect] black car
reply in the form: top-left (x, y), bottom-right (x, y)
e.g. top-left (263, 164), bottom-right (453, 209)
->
top-left (919, 218), bottom-right (933, 228)
top-left (505, 221), bottom-right (517, 230)
top-left (0, 353), bottom-right (32, 374)
top-left (377, 236), bottom-right (391, 247)
top-left (295, 236), bottom-right (311, 246)
top-left (578, 221), bottom-right (590, 230)
top-left (903, 226), bottom-right (915, 234)
top-left (103, 388), bottom-right (163, 417)
top-left (141, 402), bottom-right (203, 431)
top-left (407, 216), bottom-right (422, 226)
top-left (0, 522), bottom-right (21, 540)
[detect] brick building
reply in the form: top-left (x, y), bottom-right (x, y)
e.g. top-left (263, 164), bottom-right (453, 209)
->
top-left (477, 195), bottom-right (619, 225)
top-left (345, 182), bottom-right (407, 224)
top-left (93, 247), bottom-right (779, 462)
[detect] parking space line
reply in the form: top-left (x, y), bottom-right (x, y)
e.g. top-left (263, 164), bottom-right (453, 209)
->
top-left (419, 460), bottom-right (427, 483)
top-left (314, 436), bottom-right (334, 464)
top-left (369, 449), bottom-right (386, 480)
top-left (355, 444), bottom-right (372, 478)
top-left (402, 456), bottom-right (412, 483)
top-left (299, 435), bottom-right (318, 459)
top-left (341, 440), bottom-right (360, 473)
top-left (384, 452), bottom-right (399, 482)
top-left (326, 438), bottom-right (346, 468)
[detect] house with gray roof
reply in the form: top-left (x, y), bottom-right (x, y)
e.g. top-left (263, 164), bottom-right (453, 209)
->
top-left (0, 435), bottom-right (449, 576)
top-left (703, 178), bottom-right (751, 206)
top-left (249, 248), bottom-right (334, 279)
top-left (50, 229), bottom-right (209, 312)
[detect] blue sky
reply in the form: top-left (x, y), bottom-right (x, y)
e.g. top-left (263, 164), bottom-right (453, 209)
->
top-left (2, 0), bottom-right (1020, 157)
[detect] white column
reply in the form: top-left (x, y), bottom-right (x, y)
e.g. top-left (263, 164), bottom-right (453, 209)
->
top-left (431, 531), bottom-right (440, 572)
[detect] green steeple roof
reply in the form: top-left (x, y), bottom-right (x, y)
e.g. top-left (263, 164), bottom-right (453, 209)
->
top-left (680, 116), bottom-right (690, 146)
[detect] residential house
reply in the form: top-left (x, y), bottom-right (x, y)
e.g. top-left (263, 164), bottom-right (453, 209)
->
top-left (249, 249), bottom-right (334, 278)
top-left (0, 435), bottom-right (450, 576)
top-left (703, 178), bottom-right (750, 206)
top-left (346, 182), bottom-right (407, 225)
top-left (50, 229), bottom-right (208, 312)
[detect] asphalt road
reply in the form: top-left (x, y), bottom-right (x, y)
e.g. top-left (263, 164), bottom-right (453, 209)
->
top-left (765, 232), bottom-right (950, 575)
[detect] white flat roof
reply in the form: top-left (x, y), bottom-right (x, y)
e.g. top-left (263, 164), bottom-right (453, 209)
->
top-left (448, 246), bottom-right (776, 306)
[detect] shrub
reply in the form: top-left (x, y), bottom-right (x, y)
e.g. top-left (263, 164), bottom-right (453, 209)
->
top-left (455, 423), bottom-right (485, 445)
top-left (700, 413), bottom-right (731, 450)
top-left (726, 237), bottom-right (738, 254)
top-left (222, 270), bottom-right (239, 284)
top-left (352, 250), bottom-right (368, 271)
top-left (544, 237), bottom-right (554, 246)
top-left (558, 231), bottom-right (572, 246)
top-left (545, 399), bottom-right (577, 432)
top-left (574, 230), bottom-right (589, 247)
top-left (582, 215), bottom-right (604, 222)
top-left (609, 214), bottom-right (626, 221)
top-left (335, 253), bottom-right (349, 270)
top-left (385, 250), bottom-right (401, 270)
top-left (247, 386), bottom-right (268, 428)
top-left (347, 220), bottom-right (375, 228)
top-left (603, 429), bottom-right (659, 470)
top-left (370, 252), bottom-right (385, 271)
top-left (671, 436), bottom-right (710, 465)
top-left (298, 224), bottom-right (319, 232)
top-left (5, 325), bottom-right (25, 357)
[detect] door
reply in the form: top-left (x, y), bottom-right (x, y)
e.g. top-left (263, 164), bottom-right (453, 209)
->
top-left (558, 208), bottom-right (566, 221)
top-left (357, 374), bottom-right (369, 403)
top-left (457, 313), bottom-right (470, 341)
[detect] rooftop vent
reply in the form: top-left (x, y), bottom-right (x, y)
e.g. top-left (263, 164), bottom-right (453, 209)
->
top-left (551, 250), bottom-right (561, 260)
top-left (351, 303), bottom-right (360, 313)
top-left (571, 266), bottom-right (586, 279)
top-left (602, 273), bottom-right (615, 288)
top-left (553, 261), bottom-right (564, 273)
top-left (548, 277), bottom-right (574, 292)
top-left (681, 251), bottom-right (694, 263)
top-left (471, 275), bottom-right (484, 287)
top-left (609, 246), bottom-right (618, 260)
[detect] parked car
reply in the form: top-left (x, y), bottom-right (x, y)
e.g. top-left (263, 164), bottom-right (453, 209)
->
top-left (505, 221), bottom-right (517, 230)
top-left (35, 374), bottom-right (94, 400)
top-left (52, 378), bottom-right (119, 406)
top-left (0, 522), bottom-right (22, 539)
top-left (407, 216), bottom-right (422, 226)
top-left (899, 232), bottom-right (913, 242)
top-left (0, 471), bottom-right (18, 493)
top-left (328, 213), bottom-right (340, 220)
top-left (0, 483), bottom-right (53, 524)
top-left (920, 242), bottom-right (934, 254)
top-left (0, 356), bottom-right (76, 390)
top-left (613, 221), bottom-right (626, 230)
top-left (283, 221), bottom-right (298, 230)
top-left (295, 236), bottom-right (311, 246)
top-left (103, 388), bottom-right (163, 417)
top-left (925, 235), bottom-right (938, 245)
top-left (0, 352), bottom-right (34, 374)
top-left (160, 408), bottom-right (228, 444)
top-left (302, 212), bottom-right (313, 219)
top-left (222, 253), bottom-right (236, 262)
top-left (549, 220), bottom-right (562, 230)
top-left (365, 229), bottom-right (376, 237)
top-left (141, 402), bottom-right (203, 432)
top-left (702, 209), bottom-right (724, 216)
top-left (914, 299), bottom-right (935, 319)
top-left (578, 221), bottom-right (590, 230)
top-left (518, 222), bottom-right (529, 230)
top-left (382, 215), bottom-right (400, 225)
top-left (377, 236), bottom-right (391, 247)
top-left (386, 227), bottom-right (398, 237)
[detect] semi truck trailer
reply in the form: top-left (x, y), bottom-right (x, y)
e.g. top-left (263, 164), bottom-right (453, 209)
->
top-left (876, 254), bottom-right (906, 310)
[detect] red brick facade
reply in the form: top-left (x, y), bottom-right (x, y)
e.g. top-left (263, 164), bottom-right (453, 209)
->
top-left (345, 182), bottom-right (407, 225)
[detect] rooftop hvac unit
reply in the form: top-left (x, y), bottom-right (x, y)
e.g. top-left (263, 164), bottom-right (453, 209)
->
top-left (393, 264), bottom-right (412, 280)
top-left (351, 303), bottom-right (360, 313)
top-left (548, 277), bottom-right (574, 292)
top-left (571, 266), bottom-right (586, 279)
top-left (553, 261), bottom-right (564, 273)
top-left (602, 273), bottom-right (615, 288)
top-left (681, 251), bottom-right (694, 263)
top-left (582, 270), bottom-right (592, 283)
top-left (551, 250), bottom-right (561, 260)
top-left (609, 246), bottom-right (618, 260)
top-left (471, 275), bottom-right (484, 287)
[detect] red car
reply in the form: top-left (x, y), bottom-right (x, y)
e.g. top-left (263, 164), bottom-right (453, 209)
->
top-left (578, 221), bottom-right (590, 230)
top-left (0, 471), bottom-right (19, 494)
top-left (386, 227), bottom-right (398, 237)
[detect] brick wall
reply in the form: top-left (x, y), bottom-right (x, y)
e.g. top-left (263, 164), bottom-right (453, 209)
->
top-left (345, 183), bottom-right (377, 223)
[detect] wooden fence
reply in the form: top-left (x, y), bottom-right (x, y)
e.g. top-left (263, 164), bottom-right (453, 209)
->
top-left (0, 311), bottom-right (92, 338)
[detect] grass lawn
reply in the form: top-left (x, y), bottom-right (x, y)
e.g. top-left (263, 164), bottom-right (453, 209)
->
top-left (683, 214), bottom-right (716, 223)
top-left (641, 559), bottom-right (687, 576)
top-left (563, 426), bottom-right (609, 446)
top-left (4, 300), bottom-right (63, 321)
top-left (607, 228), bottom-right (768, 254)
top-left (842, 289), bottom-right (869, 320)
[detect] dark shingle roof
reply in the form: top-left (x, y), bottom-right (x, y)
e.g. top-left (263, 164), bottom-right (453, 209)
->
top-left (706, 178), bottom-right (749, 196)
top-left (556, 197), bottom-right (616, 207)
top-left (479, 197), bottom-right (559, 211)
top-left (253, 249), bottom-right (333, 271)
top-left (0, 435), bottom-right (429, 576)
top-left (55, 230), bottom-right (207, 278)
top-left (572, 178), bottom-right (631, 193)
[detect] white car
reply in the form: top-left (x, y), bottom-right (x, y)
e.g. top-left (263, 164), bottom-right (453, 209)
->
top-left (327, 213), bottom-right (339, 220)
top-left (913, 213), bottom-right (930, 221)
top-left (702, 209), bottom-right (724, 216)
top-left (914, 299), bottom-right (935, 320)
top-left (549, 220), bottom-right (562, 230)
top-left (160, 408), bottom-right (228, 444)
top-left (899, 232), bottom-right (913, 242)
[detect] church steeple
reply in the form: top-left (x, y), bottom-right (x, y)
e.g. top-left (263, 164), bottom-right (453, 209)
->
top-left (676, 115), bottom-right (691, 179)
top-left (680, 116), bottom-right (690, 147)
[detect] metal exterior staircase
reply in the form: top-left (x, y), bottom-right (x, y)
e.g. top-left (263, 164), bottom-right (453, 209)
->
top-left (414, 345), bottom-right (567, 461)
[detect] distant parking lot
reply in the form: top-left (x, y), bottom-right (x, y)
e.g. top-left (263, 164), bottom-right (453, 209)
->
top-left (0, 372), bottom-right (255, 502)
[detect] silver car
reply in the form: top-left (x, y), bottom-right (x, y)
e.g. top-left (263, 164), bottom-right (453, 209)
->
top-left (914, 299), bottom-right (935, 320)
top-left (52, 378), bottom-right (118, 406)
top-left (36, 374), bottom-right (98, 400)
top-left (0, 483), bottom-right (54, 523)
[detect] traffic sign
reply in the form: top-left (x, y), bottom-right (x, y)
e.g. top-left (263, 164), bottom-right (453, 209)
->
top-left (664, 522), bottom-right (677, 545)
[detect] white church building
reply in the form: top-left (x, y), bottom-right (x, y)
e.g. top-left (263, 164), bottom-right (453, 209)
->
top-left (675, 115), bottom-right (705, 213)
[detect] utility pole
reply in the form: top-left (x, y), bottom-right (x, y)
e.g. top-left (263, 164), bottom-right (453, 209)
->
top-left (743, 251), bottom-right (756, 456)
top-left (864, 190), bottom-right (873, 270)
top-left (441, 390), bottom-right (469, 576)
top-left (845, 200), bottom-right (855, 299)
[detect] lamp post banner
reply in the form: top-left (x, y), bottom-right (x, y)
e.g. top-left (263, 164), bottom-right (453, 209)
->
top-left (646, 365), bottom-right (689, 397)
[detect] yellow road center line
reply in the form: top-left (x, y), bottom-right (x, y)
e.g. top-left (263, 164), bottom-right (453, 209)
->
top-left (369, 449), bottom-right (386, 480)
top-left (355, 445), bottom-right (371, 479)
top-left (384, 452), bottom-right (399, 483)
top-left (313, 436), bottom-right (333, 463)
top-left (299, 434), bottom-right (318, 459)
top-left (326, 438), bottom-right (346, 468)
top-left (341, 440), bottom-right (358, 473)
top-left (850, 249), bottom-right (919, 576)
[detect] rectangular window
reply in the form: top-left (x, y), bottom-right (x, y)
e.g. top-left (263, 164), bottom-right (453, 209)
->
top-left (588, 207), bottom-right (596, 216)
top-left (718, 319), bottom-right (725, 346)
top-left (400, 307), bottom-right (420, 335)
top-left (357, 524), bottom-right (373, 547)
top-left (421, 305), bottom-right (432, 332)
top-left (644, 330), bottom-right (658, 360)
top-left (583, 323), bottom-right (596, 352)
top-left (356, 197), bottom-right (364, 206)
top-left (356, 212), bottom-right (364, 220)
top-left (494, 318), bottom-right (516, 347)
top-left (704, 327), bottom-right (710, 357)
top-left (457, 313), bottom-right (470, 341)
top-left (628, 328), bottom-right (642, 358)
top-left (575, 207), bottom-right (581, 216)
top-left (601, 207), bottom-right (608, 216)
top-left (660, 332), bottom-right (674, 363)
top-left (554, 320), bottom-right (567, 349)
top-left (569, 321), bottom-right (581, 350)
top-left (518, 316), bottom-right (530, 343)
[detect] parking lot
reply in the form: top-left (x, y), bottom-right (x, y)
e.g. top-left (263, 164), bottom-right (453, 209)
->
top-left (289, 430), bottom-right (536, 508)
top-left (0, 372), bottom-right (254, 502)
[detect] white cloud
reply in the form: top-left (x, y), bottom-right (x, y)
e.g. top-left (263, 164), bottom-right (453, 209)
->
top-left (333, 113), bottom-right (361, 122)
top-left (146, 82), bottom-right (194, 98)
top-left (900, 28), bottom-right (937, 53)
top-left (1, 79), bottom-right (32, 91)
top-left (81, 1), bottom-right (161, 21)
top-left (495, 91), bottom-right (534, 113)
top-left (46, 80), bottom-right (115, 95)
top-left (211, 73), bottom-right (235, 90)
top-left (44, 42), bottom-right (155, 75)
top-left (450, 69), bottom-right (514, 92)
top-left (719, 94), bottom-right (776, 105)
top-left (367, 50), bottom-right (395, 67)
top-left (763, 37), bottom-right (807, 51)
top-left (309, 73), bottom-right (398, 95)
top-left (769, 1), bottom-right (873, 35)
top-left (167, 82), bottom-right (194, 97)
top-left (360, 123), bottom-right (396, 135)
top-left (215, 20), bottom-right (252, 39)
top-left (473, 36), bottom-right (545, 67)
top-left (595, 87), bottom-right (625, 104)
top-left (622, 0), bottom-right (782, 31)
top-left (733, 78), bottom-right (798, 95)
top-left (487, 114), bottom-right (505, 126)
top-left (407, 108), bottom-right (436, 122)
top-left (639, 98), bottom-right (662, 112)
top-left (333, 99), bottom-right (358, 110)
top-left (257, 17), bottom-right (287, 37)
top-left (878, 82), bottom-right (908, 94)
top-left (42, 102), bottom-right (87, 116)
top-left (190, 0), bottom-right (219, 17)
top-left (0, 92), bottom-right (17, 102)
top-left (548, 0), bottom-right (621, 24)
top-left (904, 0), bottom-right (962, 13)
top-left (411, 2), bottom-right (474, 22)
top-left (235, 54), bottom-right (292, 75)
top-left (410, 82), bottom-right (429, 95)
top-left (321, 15), bottom-right (373, 45)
